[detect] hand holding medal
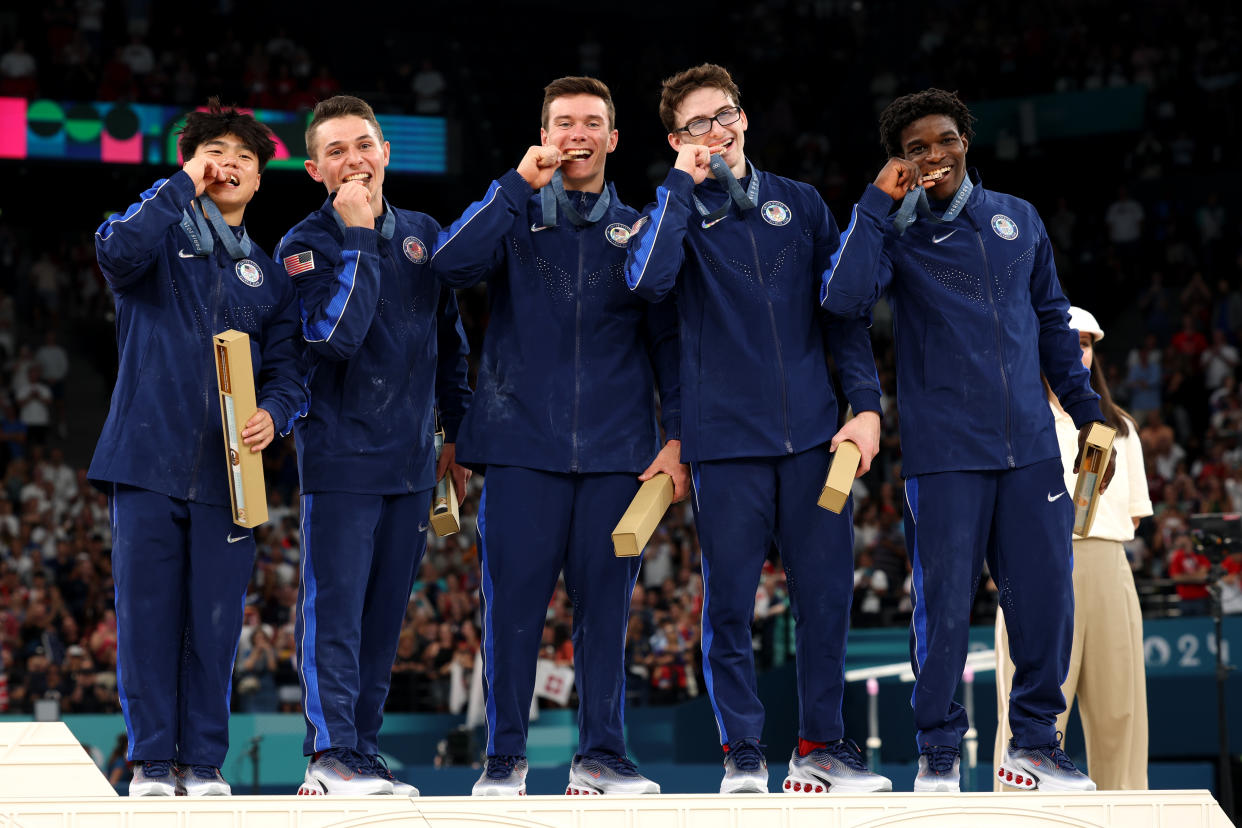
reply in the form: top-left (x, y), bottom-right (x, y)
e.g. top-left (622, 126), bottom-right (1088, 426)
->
top-left (873, 157), bottom-right (932, 201)
top-left (673, 143), bottom-right (726, 185)
top-left (183, 157), bottom-right (234, 197)
top-left (332, 180), bottom-right (375, 229)
top-left (517, 144), bottom-right (563, 190)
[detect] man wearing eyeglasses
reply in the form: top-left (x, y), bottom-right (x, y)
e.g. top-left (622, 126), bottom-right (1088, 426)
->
top-left (625, 63), bottom-right (890, 795)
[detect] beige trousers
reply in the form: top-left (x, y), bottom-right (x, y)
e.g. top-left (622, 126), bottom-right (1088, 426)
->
top-left (994, 537), bottom-right (1148, 790)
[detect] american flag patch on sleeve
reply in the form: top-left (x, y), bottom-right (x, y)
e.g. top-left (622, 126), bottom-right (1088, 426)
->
top-left (283, 250), bottom-right (315, 275)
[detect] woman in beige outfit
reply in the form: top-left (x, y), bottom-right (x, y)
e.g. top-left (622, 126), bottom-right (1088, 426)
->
top-left (994, 307), bottom-right (1153, 790)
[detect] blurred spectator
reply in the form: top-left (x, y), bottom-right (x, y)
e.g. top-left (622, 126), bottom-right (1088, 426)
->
top-left (1222, 545), bottom-right (1242, 615)
top-left (412, 59), bottom-right (446, 115)
top-left (1105, 185), bottom-right (1144, 260)
top-left (1137, 272), bottom-right (1175, 341)
top-left (234, 624), bottom-right (279, 712)
top-left (1196, 193), bottom-right (1226, 266)
top-left (1170, 314), bottom-right (1208, 360)
top-left (96, 47), bottom-right (133, 100)
top-left (1168, 534), bottom-right (1211, 616)
top-left (852, 551), bottom-right (889, 627)
top-left (1126, 335), bottom-right (1164, 421)
top-left (265, 28), bottom-right (297, 62)
top-left (308, 66), bottom-right (339, 101)
top-left (15, 366), bottom-right (52, 447)
top-left (105, 733), bottom-right (132, 790)
top-left (1202, 330), bottom-right (1238, 391)
top-left (118, 34), bottom-right (154, 78)
top-left (0, 39), bottom-right (37, 98)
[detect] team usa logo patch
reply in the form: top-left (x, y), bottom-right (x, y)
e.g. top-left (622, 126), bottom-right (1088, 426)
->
top-left (761, 200), bottom-right (791, 226)
top-left (403, 236), bottom-right (428, 263)
top-left (234, 259), bottom-right (264, 287)
top-left (991, 214), bottom-right (1019, 240)
top-left (605, 223), bottom-right (631, 247)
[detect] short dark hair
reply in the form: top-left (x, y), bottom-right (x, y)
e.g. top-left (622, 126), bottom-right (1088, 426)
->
top-left (305, 95), bottom-right (384, 159)
top-left (177, 97), bottom-right (276, 171)
top-left (659, 63), bottom-right (741, 134)
top-left (878, 88), bottom-right (976, 158)
top-left (541, 76), bottom-right (616, 131)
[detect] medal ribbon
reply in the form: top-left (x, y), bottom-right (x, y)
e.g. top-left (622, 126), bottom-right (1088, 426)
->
top-left (692, 156), bottom-right (759, 228)
top-left (539, 170), bottom-right (611, 229)
top-left (891, 175), bottom-right (974, 235)
top-left (179, 196), bottom-right (252, 260)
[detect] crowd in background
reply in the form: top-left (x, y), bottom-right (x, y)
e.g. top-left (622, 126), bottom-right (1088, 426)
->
top-left (1, 0), bottom-right (1241, 718)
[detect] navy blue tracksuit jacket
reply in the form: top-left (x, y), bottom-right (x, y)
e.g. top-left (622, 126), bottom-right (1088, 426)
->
top-left (277, 198), bottom-right (471, 757)
top-left (92, 170), bottom-right (307, 767)
top-left (431, 168), bottom-right (679, 758)
top-left (624, 164), bottom-right (879, 748)
top-left (822, 173), bottom-right (1103, 750)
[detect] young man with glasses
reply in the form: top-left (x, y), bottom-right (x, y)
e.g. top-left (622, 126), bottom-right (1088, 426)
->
top-left (821, 88), bottom-right (1110, 792)
top-left (625, 63), bottom-right (890, 795)
top-left (432, 76), bottom-right (683, 797)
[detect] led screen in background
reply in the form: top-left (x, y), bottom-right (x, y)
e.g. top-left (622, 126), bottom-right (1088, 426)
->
top-left (0, 98), bottom-right (446, 174)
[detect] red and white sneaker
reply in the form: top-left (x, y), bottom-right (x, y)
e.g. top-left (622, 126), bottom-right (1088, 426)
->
top-left (999, 737), bottom-right (1096, 792)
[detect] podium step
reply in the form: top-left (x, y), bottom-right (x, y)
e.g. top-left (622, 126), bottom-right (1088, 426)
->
top-left (0, 790), bottom-right (1232, 828)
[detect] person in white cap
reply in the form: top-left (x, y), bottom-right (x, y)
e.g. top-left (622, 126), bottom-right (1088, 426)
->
top-left (994, 305), bottom-right (1153, 790)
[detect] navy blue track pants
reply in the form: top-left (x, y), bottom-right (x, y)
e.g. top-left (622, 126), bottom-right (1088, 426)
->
top-left (904, 456), bottom-right (1074, 750)
top-left (296, 490), bottom-right (431, 755)
top-left (477, 466), bottom-right (642, 758)
top-left (110, 484), bottom-right (255, 766)
top-left (691, 442), bottom-right (855, 746)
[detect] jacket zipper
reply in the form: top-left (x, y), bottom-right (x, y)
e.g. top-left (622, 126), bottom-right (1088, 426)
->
top-left (974, 225), bottom-right (1015, 467)
top-left (747, 223), bottom-right (793, 454)
top-left (570, 225), bottom-right (584, 472)
top-left (189, 246), bottom-right (228, 496)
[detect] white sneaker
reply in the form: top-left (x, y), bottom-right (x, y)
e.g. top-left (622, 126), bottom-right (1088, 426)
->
top-left (566, 753), bottom-right (660, 795)
top-left (129, 760), bottom-right (176, 796)
top-left (721, 739), bottom-right (768, 794)
top-left (782, 740), bottom-right (892, 793)
top-left (367, 753), bottom-right (420, 797)
top-left (176, 764), bottom-right (231, 796)
top-left (296, 747), bottom-right (394, 795)
top-left (913, 746), bottom-right (960, 792)
top-left (1000, 737), bottom-right (1096, 792)
top-left (472, 755), bottom-right (528, 796)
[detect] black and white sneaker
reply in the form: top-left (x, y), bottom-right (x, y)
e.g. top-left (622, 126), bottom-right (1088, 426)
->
top-left (721, 739), bottom-right (768, 794)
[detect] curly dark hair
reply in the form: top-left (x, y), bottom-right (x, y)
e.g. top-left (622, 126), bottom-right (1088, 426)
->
top-left (878, 88), bottom-right (976, 158)
top-left (177, 97), bottom-right (277, 171)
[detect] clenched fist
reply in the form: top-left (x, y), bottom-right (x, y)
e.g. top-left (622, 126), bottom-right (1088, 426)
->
top-left (516, 145), bottom-right (563, 191)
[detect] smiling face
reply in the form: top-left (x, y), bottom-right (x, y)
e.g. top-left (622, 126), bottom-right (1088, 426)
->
top-left (899, 114), bottom-right (969, 200)
top-left (191, 132), bottom-right (261, 215)
top-left (304, 114), bottom-right (390, 207)
top-left (668, 86), bottom-right (748, 178)
top-left (541, 93), bottom-right (617, 192)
